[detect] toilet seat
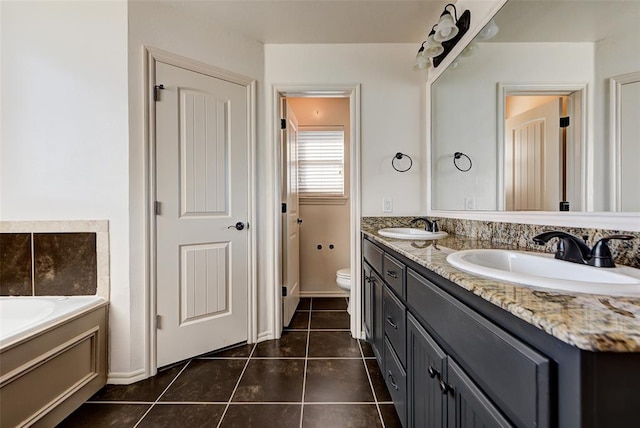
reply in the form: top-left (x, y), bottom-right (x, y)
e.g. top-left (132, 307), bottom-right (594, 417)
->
top-left (337, 268), bottom-right (351, 279)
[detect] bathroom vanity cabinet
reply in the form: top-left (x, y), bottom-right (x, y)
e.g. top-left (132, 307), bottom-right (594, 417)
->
top-left (362, 235), bottom-right (640, 428)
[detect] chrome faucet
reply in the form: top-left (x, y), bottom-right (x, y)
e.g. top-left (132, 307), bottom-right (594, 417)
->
top-left (533, 231), bottom-right (634, 268)
top-left (410, 217), bottom-right (439, 232)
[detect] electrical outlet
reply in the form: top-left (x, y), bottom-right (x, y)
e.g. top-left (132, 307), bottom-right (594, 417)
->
top-left (383, 197), bottom-right (393, 213)
top-left (465, 197), bottom-right (475, 210)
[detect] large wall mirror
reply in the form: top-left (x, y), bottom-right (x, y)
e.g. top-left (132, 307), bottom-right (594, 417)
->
top-left (430, 0), bottom-right (640, 215)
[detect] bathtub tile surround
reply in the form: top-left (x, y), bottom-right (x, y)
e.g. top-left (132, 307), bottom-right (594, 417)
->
top-left (0, 221), bottom-right (109, 298)
top-left (60, 298), bottom-right (402, 428)
top-left (361, 216), bottom-right (640, 269)
top-left (0, 233), bottom-right (32, 295)
top-left (362, 224), bottom-right (640, 352)
top-left (34, 233), bottom-right (97, 295)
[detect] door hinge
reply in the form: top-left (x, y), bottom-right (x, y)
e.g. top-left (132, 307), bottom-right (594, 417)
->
top-left (154, 201), bottom-right (161, 215)
top-left (154, 84), bottom-right (165, 102)
top-left (282, 286), bottom-right (287, 297)
top-left (560, 116), bottom-right (570, 128)
top-left (156, 314), bottom-right (162, 329)
top-left (281, 203), bottom-right (287, 213)
top-left (281, 118), bottom-right (286, 130)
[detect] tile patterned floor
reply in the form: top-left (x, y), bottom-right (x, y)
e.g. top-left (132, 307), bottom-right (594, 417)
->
top-left (58, 298), bottom-right (402, 427)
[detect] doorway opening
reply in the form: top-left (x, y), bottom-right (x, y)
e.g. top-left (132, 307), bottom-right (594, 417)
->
top-left (498, 84), bottom-right (587, 212)
top-left (273, 85), bottom-right (361, 340)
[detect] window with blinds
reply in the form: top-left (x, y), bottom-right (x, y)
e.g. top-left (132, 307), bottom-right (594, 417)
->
top-left (297, 127), bottom-right (345, 196)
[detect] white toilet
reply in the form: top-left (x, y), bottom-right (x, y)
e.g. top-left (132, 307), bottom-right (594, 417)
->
top-left (336, 268), bottom-right (351, 314)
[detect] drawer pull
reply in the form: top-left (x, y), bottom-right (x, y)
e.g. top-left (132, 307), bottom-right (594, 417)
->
top-left (439, 380), bottom-right (453, 395)
top-left (387, 371), bottom-right (399, 390)
top-left (386, 316), bottom-right (398, 329)
top-left (428, 366), bottom-right (440, 379)
top-left (386, 270), bottom-right (398, 279)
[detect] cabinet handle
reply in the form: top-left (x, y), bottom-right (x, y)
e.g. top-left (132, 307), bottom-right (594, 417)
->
top-left (439, 380), bottom-right (452, 395)
top-left (386, 270), bottom-right (398, 279)
top-left (428, 366), bottom-right (439, 379)
top-left (364, 275), bottom-right (371, 283)
top-left (387, 371), bottom-right (399, 390)
top-left (386, 316), bottom-right (398, 329)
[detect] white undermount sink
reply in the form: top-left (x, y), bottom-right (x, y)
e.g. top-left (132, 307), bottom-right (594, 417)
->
top-left (446, 249), bottom-right (640, 296)
top-left (378, 228), bottom-right (448, 240)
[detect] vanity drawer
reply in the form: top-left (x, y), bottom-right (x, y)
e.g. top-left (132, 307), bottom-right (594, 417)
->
top-left (383, 285), bottom-right (406, 367)
top-left (406, 269), bottom-right (550, 428)
top-left (363, 239), bottom-right (384, 276)
top-left (383, 253), bottom-right (405, 297)
top-left (384, 338), bottom-right (407, 427)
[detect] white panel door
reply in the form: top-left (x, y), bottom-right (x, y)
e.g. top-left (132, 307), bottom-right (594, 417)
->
top-left (155, 61), bottom-right (248, 367)
top-left (282, 100), bottom-right (300, 327)
top-left (505, 99), bottom-right (561, 211)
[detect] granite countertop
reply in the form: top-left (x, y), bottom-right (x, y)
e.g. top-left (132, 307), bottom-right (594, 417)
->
top-left (362, 226), bottom-right (640, 353)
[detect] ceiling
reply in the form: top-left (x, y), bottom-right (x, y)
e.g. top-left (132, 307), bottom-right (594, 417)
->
top-left (155, 0), bottom-right (450, 44)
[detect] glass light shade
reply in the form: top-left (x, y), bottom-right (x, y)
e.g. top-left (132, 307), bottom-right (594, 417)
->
top-left (433, 12), bottom-right (459, 42)
top-left (476, 19), bottom-right (499, 41)
top-left (415, 50), bottom-right (430, 69)
top-left (424, 34), bottom-right (444, 57)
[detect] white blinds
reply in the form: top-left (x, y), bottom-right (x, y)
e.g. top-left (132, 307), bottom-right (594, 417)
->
top-left (297, 128), bottom-right (345, 195)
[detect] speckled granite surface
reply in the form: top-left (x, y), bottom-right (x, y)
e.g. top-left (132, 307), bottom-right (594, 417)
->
top-left (362, 217), bottom-right (640, 352)
top-left (362, 216), bottom-right (640, 269)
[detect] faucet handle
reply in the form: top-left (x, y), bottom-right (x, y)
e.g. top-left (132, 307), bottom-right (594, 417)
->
top-left (589, 235), bottom-right (634, 268)
top-left (431, 220), bottom-right (439, 232)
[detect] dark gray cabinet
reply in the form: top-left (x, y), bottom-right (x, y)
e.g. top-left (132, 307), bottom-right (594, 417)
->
top-left (407, 312), bottom-right (512, 428)
top-left (407, 314), bottom-right (446, 428)
top-left (363, 237), bottom-right (545, 428)
top-left (363, 235), bottom-right (640, 427)
top-left (447, 359), bottom-right (513, 428)
top-left (363, 262), bottom-right (373, 340)
top-left (370, 269), bottom-right (384, 362)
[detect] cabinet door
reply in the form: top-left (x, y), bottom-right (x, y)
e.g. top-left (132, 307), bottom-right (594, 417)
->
top-left (371, 270), bottom-right (385, 363)
top-left (363, 262), bottom-right (373, 340)
top-left (447, 360), bottom-right (513, 428)
top-left (407, 313), bottom-right (447, 428)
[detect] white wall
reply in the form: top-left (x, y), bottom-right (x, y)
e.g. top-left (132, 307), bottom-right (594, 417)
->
top-left (265, 44), bottom-right (427, 217)
top-left (127, 1), bottom-right (266, 375)
top-left (0, 0), bottom-right (131, 372)
top-left (289, 98), bottom-right (351, 296)
top-left (431, 42), bottom-right (593, 211)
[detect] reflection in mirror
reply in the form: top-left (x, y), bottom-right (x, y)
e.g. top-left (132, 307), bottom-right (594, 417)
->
top-left (431, 0), bottom-right (640, 212)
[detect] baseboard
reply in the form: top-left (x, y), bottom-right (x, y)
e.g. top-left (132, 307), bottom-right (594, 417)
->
top-left (257, 331), bottom-right (274, 342)
top-left (107, 368), bottom-right (146, 385)
top-left (300, 291), bottom-right (349, 298)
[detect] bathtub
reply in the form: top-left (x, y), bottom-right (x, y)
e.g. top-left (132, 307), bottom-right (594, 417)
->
top-left (0, 296), bottom-right (108, 427)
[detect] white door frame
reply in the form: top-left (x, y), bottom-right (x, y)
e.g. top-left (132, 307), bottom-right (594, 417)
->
top-left (609, 71), bottom-right (640, 212)
top-left (271, 84), bottom-right (362, 339)
top-left (144, 47), bottom-right (257, 377)
top-left (497, 83), bottom-right (588, 211)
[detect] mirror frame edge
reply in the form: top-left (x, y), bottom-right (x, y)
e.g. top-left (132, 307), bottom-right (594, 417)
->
top-left (425, 0), bottom-right (640, 233)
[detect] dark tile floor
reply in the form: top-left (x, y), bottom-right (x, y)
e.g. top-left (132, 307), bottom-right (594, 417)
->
top-left (58, 297), bottom-right (402, 427)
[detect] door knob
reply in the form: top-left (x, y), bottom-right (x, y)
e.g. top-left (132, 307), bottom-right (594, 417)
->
top-left (228, 222), bottom-right (245, 231)
top-left (297, 218), bottom-right (303, 225)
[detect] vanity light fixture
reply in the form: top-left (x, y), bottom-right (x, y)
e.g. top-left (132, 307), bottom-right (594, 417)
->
top-left (414, 42), bottom-right (431, 70)
top-left (424, 25), bottom-right (445, 57)
top-left (414, 25), bottom-right (444, 70)
top-left (433, 3), bottom-right (460, 42)
top-left (431, 5), bottom-right (471, 67)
